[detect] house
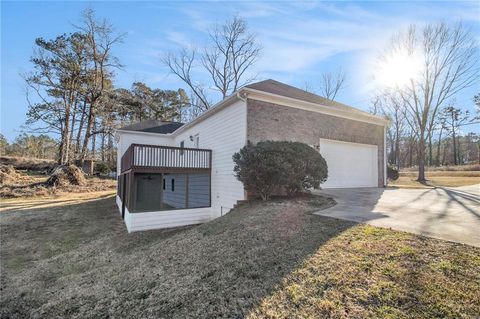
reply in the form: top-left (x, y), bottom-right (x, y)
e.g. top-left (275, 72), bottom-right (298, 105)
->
top-left (115, 79), bottom-right (389, 232)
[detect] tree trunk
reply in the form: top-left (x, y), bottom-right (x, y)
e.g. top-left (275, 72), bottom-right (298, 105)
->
top-left (452, 128), bottom-right (457, 165)
top-left (62, 106), bottom-right (71, 164)
top-left (58, 139), bottom-right (64, 165)
top-left (101, 132), bottom-right (105, 162)
top-left (417, 128), bottom-right (427, 182)
top-left (442, 139), bottom-right (449, 166)
top-left (79, 101), bottom-right (95, 166)
top-left (91, 125), bottom-right (96, 160)
top-left (417, 139), bottom-right (426, 182)
top-left (75, 100), bottom-right (87, 158)
top-left (395, 125), bottom-right (400, 169)
top-left (428, 133), bottom-right (433, 167)
top-left (436, 127), bottom-right (443, 166)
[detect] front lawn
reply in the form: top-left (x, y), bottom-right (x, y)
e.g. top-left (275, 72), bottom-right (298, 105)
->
top-left (389, 170), bottom-right (480, 188)
top-left (1, 193), bottom-right (479, 318)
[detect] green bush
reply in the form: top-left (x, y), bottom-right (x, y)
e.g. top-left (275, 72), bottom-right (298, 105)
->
top-left (95, 161), bottom-right (111, 175)
top-left (387, 164), bottom-right (399, 180)
top-left (233, 141), bottom-right (328, 200)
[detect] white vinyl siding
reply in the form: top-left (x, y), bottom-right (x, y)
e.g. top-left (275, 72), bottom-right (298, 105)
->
top-left (117, 196), bottom-right (211, 232)
top-left (116, 99), bottom-right (247, 230)
top-left (173, 100), bottom-right (247, 217)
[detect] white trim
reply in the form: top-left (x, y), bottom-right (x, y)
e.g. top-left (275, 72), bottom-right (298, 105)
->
top-left (319, 138), bottom-right (378, 148)
top-left (116, 129), bottom-right (174, 138)
top-left (242, 88), bottom-right (389, 126)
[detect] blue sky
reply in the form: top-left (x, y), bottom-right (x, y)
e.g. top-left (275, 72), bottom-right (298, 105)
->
top-left (1, 1), bottom-right (479, 142)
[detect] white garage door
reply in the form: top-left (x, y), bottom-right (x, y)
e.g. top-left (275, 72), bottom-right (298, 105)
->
top-left (319, 139), bottom-right (378, 188)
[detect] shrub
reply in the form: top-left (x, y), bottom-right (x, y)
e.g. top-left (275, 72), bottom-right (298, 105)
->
top-left (95, 161), bottom-right (111, 175)
top-left (387, 164), bottom-right (399, 180)
top-left (233, 141), bottom-right (328, 200)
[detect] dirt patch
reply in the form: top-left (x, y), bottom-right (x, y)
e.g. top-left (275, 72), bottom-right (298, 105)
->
top-left (1, 194), bottom-right (478, 318)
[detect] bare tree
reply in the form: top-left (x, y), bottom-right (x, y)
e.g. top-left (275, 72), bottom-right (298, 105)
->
top-left (376, 92), bottom-right (407, 169)
top-left (435, 113), bottom-right (447, 166)
top-left (319, 68), bottom-right (346, 100)
top-left (163, 15), bottom-right (261, 112)
top-left (75, 8), bottom-right (124, 166)
top-left (203, 16), bottom-right (260, 98)
top-left (442, 104), bottom-right (470, 165)
top-left (380, 22), bottom-right (478, 181)
top-left (162, 49), bottom-right (210, 110)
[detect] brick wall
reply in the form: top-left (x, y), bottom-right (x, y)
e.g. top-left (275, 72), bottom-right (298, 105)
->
top-left (246, 98), bottom-right (385, 187)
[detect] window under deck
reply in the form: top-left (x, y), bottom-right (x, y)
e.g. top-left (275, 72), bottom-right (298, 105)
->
top-left (119, 144), bottom-right (212, 214)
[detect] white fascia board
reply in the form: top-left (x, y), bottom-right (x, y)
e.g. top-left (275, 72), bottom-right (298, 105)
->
top-left (242, 88), bottom-right (390, 126)
top-left (115, 129), bottom-right (174, 138)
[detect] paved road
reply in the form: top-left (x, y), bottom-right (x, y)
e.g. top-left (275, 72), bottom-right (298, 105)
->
top-left (314, 185), bottom-right (480, 247)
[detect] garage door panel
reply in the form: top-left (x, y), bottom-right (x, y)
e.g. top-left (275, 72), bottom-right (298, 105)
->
top-left (320, 139), bottom-right (378, 188)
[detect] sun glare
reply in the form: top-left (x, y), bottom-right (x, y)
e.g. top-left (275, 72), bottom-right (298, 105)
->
top-left (377, 51), bottom-right (421, 88)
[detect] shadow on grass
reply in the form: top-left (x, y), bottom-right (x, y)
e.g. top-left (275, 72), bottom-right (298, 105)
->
top-left (0, 193), bottom-right (358, 318)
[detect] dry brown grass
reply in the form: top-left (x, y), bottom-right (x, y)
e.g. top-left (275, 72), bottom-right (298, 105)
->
top-left (1, 194), bottom-right (478, 318)
top-left (0, 156), bottom-right (56, 171)
top-left (402, 164), bottom-right (480, 172)
top-left (389, 170), bottom-right (480, 188)
top-left (0, 169), bottom-right (115, 198)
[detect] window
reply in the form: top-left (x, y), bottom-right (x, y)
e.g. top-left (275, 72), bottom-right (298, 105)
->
top-left (194, 135), bottom-right (200, 148)
top-left (171, 179), bottom-right (175, 192)
top-left (180, 141), bottom-right (184, 155)
top-left (163, 178), bottom-right (166, 190)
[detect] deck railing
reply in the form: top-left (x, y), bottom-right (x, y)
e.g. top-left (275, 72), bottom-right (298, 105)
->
top-left (121, 144), bottom-right (212, 173)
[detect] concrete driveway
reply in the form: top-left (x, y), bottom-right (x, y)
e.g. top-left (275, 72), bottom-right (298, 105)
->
top-left (314, 184), bottom-right (480, 247)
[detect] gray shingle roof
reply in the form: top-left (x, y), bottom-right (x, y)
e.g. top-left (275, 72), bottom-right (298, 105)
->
top-left (244, 79), bottom-right (376, 118)
top-left (119, 120), bottom-right (183, 134)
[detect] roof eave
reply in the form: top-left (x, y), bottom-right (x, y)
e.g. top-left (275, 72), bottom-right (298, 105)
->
top-left (241, 87), bottom-right (389, 126)
top-left (115, 129), bottom-right (175, 137)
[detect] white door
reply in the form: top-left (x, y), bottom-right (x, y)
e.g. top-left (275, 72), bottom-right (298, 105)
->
top-left (319, 139), bottom-right (378, 188)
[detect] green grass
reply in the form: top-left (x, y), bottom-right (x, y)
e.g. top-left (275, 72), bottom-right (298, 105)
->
top-left (248, 225), bottom-right (480, 318)
top-left (1, 193), bottom-right (479, 318)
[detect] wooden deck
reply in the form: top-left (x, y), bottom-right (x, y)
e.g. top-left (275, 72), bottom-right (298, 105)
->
top-left (121, 144), bottom-right (212, 173)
